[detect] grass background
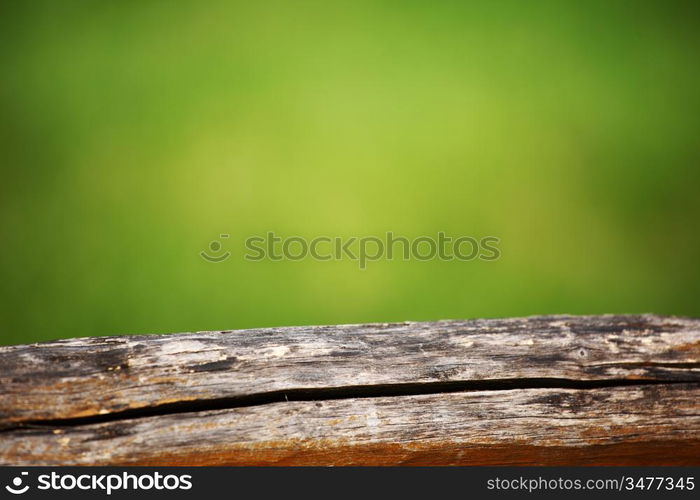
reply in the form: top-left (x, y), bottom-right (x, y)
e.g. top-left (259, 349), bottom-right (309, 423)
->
top-left (1, 1), bottom-right (699, 345)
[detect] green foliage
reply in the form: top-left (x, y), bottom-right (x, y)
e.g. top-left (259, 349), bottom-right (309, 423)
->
top-left (2, 1), bottom-right (699, 344)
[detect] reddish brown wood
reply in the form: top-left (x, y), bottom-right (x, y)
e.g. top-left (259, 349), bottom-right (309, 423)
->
top-left (0, 315), bottom-right (698, 465)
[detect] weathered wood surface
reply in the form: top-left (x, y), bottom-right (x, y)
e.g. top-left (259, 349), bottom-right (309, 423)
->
top-left (3, 385), bottom-right (698, 466)
top-left (0, 314), bottom-right (698, 465)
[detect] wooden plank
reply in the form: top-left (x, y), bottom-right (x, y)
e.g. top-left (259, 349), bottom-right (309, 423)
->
top-left (0, 314), bottom-right (698, 465)
top-left (1, 314), bottom-right (697, 426)
top-left (1, 385), bottom-right (698, 465)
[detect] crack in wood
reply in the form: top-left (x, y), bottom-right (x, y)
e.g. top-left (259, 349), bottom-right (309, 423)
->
top-left (1, 315), bottom-right (697, 465)
top-left (2, 377), bottom-right (696, 433)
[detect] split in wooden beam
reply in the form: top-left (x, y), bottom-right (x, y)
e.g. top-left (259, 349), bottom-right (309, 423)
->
top-left (0, 314), bottom-right (698, 465)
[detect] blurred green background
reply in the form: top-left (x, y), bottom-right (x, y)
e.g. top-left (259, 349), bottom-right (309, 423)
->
top-left (2, 1), bottom-right (699, 345)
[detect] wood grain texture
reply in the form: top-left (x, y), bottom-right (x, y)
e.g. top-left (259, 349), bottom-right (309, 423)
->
top-left (2, 385), bottom-right (698, 466)
top-left (0, 314), bottom-right (698, 465)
